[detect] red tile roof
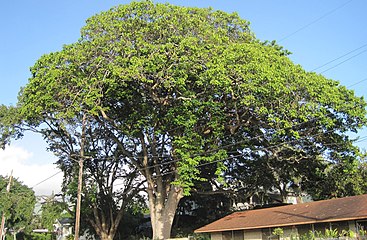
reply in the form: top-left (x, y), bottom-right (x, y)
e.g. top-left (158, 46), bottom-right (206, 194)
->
top-left (195, 194), bottom-right (367, 233)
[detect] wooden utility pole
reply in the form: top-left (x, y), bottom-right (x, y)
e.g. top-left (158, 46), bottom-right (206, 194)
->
top-left (0, 171), bottom-right (13, 240)
top-left (74, 114), bottom-right (86, 240)
top-left (74, 157), bottom-right (84, 240)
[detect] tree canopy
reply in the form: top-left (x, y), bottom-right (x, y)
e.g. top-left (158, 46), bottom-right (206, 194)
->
top-left (39, 195), bottom-right (71, 232)
top-left (1, 1), bottom-right (366, 239)
top-left (0, 175), bottom-right (36, 237)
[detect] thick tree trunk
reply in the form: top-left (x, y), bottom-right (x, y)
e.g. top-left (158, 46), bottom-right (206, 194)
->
top-left (89, 222), bottom-right (117, 240)
top-left (90, 222), bottom-right (117, 240)
top-left (149, 185), bottom-right (184, 240)
top-left (99, 233), bottom-right (114, 240)
top-left (138, 131), bottom-right (184, 239)
top-left (88, 205), bottom-right (124, 240)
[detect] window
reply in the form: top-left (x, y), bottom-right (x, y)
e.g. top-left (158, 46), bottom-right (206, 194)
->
top-left (297, 224), bottom-right (313, 236)
top-left (222, 230), bottom-right (244, 240)
top-left (313, 222), bottom-right (329, 235)
top-left (233, 230), bottom-right (244, 240)
top-left (262, 228), bottom-right (272, 240)
top-left (222, 231), bottom-right (232, 240)
top-left (331, 221), bottom-right (349, 233)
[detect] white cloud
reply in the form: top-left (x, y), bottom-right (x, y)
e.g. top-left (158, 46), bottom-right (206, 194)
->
top-left (0, 146), bottom-right (62, 196)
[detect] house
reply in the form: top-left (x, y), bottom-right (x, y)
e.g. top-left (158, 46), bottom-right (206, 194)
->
top-left (195, 194), bottom-right (367, 240)
top-left (55, 218), bottom-right (73, 240)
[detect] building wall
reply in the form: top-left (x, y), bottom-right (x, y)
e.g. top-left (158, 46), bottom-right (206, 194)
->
top-left (244, 229), bottom-right (262, 240)
top-left (211, 230), bottom-right (246, 240)
top-left (349, 220), bottom-right (357, 233)
top-left (209, 220), bottom-right (363, 240)
top-left (211, 232), bottom-right (222, 240)
top-left (282, 226), bottom-right (298, 240)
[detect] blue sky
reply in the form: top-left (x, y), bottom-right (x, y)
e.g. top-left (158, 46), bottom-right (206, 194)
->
top-left (0, 0), bottom-right (366, 194)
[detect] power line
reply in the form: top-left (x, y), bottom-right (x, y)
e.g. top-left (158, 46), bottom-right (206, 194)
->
top-left (355, 135), bottom-right (367, 144)
top-left (347, 77), bottom-right (367, 88)
top-left (309, 42), bottom-right (367, 87)
top-left (32, 126), bottom-right (365, 193)
top-left (62, 110), bottom-right (364, 175)
top-left (155, 132), bottom-right (367, 179)
top-left (279, 0), bottom-right (353, 42)
top-left (312, 42), bottom-right (367, 72)
top-left (0, 171), bottom-right (62, 198)
top-left (15, 132), bottom-right (367, 191)
top-left (148, 124), bottom-right (364, 177)
top-left (31, 170), bottom-right (63, 189)
top-left (320, 48), bottom-right (367, 74)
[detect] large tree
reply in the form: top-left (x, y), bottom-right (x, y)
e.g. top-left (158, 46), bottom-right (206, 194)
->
top-left (1, 1), bottom-right (366, 239)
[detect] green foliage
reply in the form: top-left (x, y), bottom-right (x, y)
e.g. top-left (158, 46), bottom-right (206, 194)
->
top-left (15, 0), bottom-right (257, 196)
top-left (9, 0), bottom-right (367, 200)
top-left (119, 199), bottom-right (149, 240)
top-left (192, 233), bottom-right (211, 240)
top-left (40, 196), bottom-right (71, 231)
top-left (272, 228), bottom-right (284, 237)
top-left (304, 157), bottom-right (367, 200)
top-left (66, 234), bottom-right (74, 240)
top-left (298, 229), bottom-right (358, 240)
top-left (299, 231), bottom-right (317, 240)
top-left (325, 228), bottom-right (339, 238)
top-left (0, 105), bottom-right (23, 149)
top-left (2, 1), bottom-right (367, 239)
top-left (27, 232), bottom-right (54, 240)
top-left (341, 229), bottom-right (356, 238)
top-left (359, 229), bottom-right (367, 236)
top-left (0, 175), bottom-right (36, 234)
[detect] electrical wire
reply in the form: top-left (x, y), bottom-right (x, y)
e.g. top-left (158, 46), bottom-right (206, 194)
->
top-left (347, 77), bottom-right (367, 88)
top-left (320, 48), bottom-right (367, 74)
top-left (355, 135), bottom-right (367, 144)
top-left (154, 133), bottom-right (367, 179)
top-left (142, 124), bottom-right (364, 177)
top-left (31, 170), bottom-right (63, 189)
top-left (4, 0), bottom-right (366, 196)
top-left (74, 116), bottom-right (322, 172)
top-left (0, 171), bottom-right (63, 197)
top-left (312, 42), bottom-right (367, 72)
top-left (58, 109), bottom-right (364, 175)
top-left (27, 126), bottom-right (365, 194)
top-left (279, 0), bottom-right (354, 42)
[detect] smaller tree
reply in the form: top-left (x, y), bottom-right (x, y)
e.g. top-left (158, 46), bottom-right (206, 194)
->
top-left (45, 115), bottom-right (145, 240)
top-left (304, 157), bottom-right (367, 200)
top-left (0, 175), bottom-right (36, 238)
top-left (40, 194), bottom-right (71, 232)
